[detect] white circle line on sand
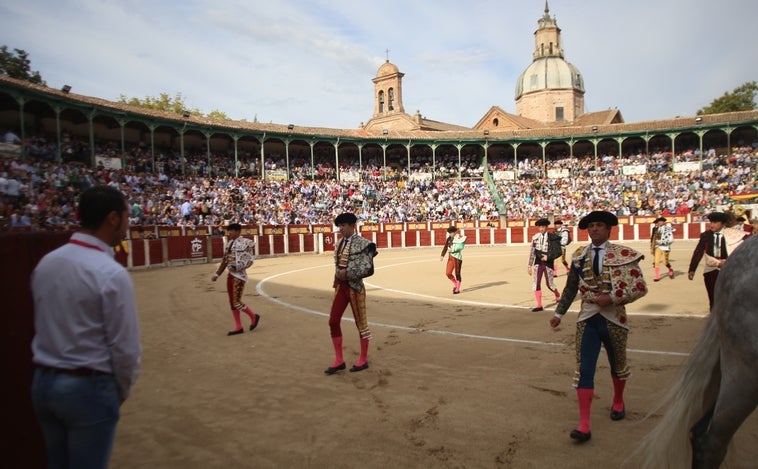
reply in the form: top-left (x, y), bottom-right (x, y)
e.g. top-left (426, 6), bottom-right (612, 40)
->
top-left (256, 261), bottom-right (690, 357)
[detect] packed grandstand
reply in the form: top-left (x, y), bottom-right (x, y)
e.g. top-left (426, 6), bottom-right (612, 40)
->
top-left (1, 132), bottom-right (756, 231)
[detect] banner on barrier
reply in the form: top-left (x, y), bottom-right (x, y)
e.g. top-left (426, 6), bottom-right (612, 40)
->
top-left (289, 225), bottom-right (310, 234)
top-left (312, 225), bottom-right (333, 233)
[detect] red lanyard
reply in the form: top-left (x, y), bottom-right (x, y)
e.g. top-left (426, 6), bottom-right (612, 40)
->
top-left (69, 238), bottom-right (105, 252)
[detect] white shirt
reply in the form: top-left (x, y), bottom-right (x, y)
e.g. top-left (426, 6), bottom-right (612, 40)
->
top-left (31, 232), bottom-right (142, 399)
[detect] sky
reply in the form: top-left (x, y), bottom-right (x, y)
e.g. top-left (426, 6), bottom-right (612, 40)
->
top-left (2, 0), bottom-right (757, 130)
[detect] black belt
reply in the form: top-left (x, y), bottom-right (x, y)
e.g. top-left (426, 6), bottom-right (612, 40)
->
top-left (37, 365), bottom-right (111, 376)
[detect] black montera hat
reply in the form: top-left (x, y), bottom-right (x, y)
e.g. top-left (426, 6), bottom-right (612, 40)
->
top-left (578, 211), bottom-right (619, 230)
top-left (334, 212), bottom-right (358, 225)
top-left (227, 222), bottom-right (242, 231)
top-left (446, 226), bottom-right (458, 233)
top-left (535, 218), bottom-right (550, 227)
top-left (654, 217), bottom-right (667, 223)
top-left (553, 220), bottom-right (563, 225)
top-left (706, 212), bottom-right (728, 223)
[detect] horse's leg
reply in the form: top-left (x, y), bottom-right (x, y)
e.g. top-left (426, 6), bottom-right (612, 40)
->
top-left (690, 405), bottom-right (714, 468)
top-left (691, 356), bottom-right (758, 469)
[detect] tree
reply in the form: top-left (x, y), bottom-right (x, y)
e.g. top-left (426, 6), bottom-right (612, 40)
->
top-left (117, 92), bottom-right (200, 117)
top-left (697, 81), bottom-right (758, 115)
top-left (117, 93), bottom-right (231, 120)
top-left (0, 46), bottom-right (46, 85)
top-left (206, 110), bottom-right (229, 120)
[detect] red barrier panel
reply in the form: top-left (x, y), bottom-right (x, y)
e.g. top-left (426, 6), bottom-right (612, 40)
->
top-left (375, 231), bottom-right (389, 249)
top-left (287, 234), bottom-right (301, 253)
top-left (114, 246), bottom-right (128, 267)
top-left (479, 229), bottom-right (491, 245)
top-left (323, 232), bottom-right (337, 251)
top-left (1, 231), bottom-right (72, 469)
top-left (687, 223), bottom-right (703, 239)
top-left (620, 224), bottom-right (635, 241)
top-left (434, 230), bottom-right (448, 245)
top-left (148, 239), bottom-right (163, 265)
top-left (494, 229), bottom-right (507, 244)
top-left (638, 224), bottom-right (653, 239)
top-left (130, 239), bottom-right (146, 267)
top-left (272, 235), bottom-right (285, 254)
top-left (210, 237), bottom-right (225, 258)
top-left (511, 228), bottom-right (525, 244)
top-left (418, 230), bottom-right (432, 246)
top-left (390, 231), bottom-right (403, 247)
top-left (258, 235), bottom-right (271, 255)
top-left (303, 235), bottom-right (315, 252)
top-left (166, 236), bottom-right (207, 262)
top-left (404, 231), bottom-right (418, 247)
top-left (673, 224), bottom-right (685, 240)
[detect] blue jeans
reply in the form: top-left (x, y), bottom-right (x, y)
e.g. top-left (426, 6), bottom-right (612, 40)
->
top-left (31, 368), bottom-right (120, 469)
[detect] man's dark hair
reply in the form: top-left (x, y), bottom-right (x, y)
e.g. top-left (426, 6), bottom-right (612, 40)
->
top-left (334, 212), bottom-right (358, 225)
top-left (78, 186), bottom-right (127, 230)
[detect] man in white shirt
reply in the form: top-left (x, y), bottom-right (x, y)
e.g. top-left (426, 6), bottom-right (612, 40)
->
top-left (31, 185), bottom-right (142, 469)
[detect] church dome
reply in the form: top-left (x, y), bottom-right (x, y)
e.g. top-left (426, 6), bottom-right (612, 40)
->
top-left (515, 56), bottom-right (584, 100)
top-left (376, 60), bottom-right (400, 78)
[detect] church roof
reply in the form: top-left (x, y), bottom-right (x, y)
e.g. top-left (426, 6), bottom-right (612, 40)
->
top-left (376, 60), bottom-right (400, 78)
top-left (515, 57), bottom-right (585, 100)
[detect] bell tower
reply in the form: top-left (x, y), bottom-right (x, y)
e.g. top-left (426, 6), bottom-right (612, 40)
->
top-left (533, 1), bottom-right (564, 60)
top-left (372, 59), bottom-right (405, 118)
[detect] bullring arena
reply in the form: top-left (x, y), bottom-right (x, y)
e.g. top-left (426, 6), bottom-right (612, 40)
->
top-left (108, 239), bottom-right (758, 469)
top-left (3, 3), bottom-right (758, 465)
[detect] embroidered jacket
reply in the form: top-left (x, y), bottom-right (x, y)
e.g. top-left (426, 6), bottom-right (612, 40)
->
top-left (223, 236), bottom-right (255, 282)
top-left (555, 243), bottom-right (647, 328)
top-left (334, 235), bottom-right (378, 292)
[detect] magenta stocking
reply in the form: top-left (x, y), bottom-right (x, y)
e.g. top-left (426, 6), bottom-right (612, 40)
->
top-left (331, 336), bottom-right (344, 367)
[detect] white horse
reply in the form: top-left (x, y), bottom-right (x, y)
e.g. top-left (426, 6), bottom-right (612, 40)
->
top-left (636, 234), bottom-right (758, 468)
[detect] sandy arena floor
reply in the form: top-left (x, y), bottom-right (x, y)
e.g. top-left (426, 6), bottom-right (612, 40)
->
top-left (111, 241), bottom-right (758, 468)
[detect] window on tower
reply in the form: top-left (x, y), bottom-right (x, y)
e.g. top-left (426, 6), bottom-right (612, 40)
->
top-left (378, 91), bottom-right (385, 113)
top-left (388, 88), bottom-right (395, 111)
top-left (555, 107), bottom-right (564, 121)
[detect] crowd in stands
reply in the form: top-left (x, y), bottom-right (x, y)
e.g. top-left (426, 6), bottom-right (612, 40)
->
top-left (1, 131), bottom-right (756, 232)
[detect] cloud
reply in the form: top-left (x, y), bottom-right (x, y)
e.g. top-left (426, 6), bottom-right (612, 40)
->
top-left (2, 0), bottom-right (757, 128)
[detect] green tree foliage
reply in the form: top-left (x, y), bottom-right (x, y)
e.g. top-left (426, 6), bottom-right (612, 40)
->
top-left (117, 92), bottom-right (201, 117)
top-left (0, 46), bottom-right (46, 85)
top-left (697, 81), bottom-right (758, 115)
top-left (206, 110), bottom-right (229, 120)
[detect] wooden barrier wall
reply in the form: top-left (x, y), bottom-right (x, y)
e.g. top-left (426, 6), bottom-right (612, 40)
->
top-left (114, 217), bottom-right (722, 269)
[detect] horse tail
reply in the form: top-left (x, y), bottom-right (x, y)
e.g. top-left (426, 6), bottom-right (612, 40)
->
top-left (632, 315), bottom-right (721, 468)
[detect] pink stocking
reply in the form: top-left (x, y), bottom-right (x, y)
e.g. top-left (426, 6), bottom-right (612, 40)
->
top-left (355, 338), bottom-right (369, 366)
top-left (231, 310), bottom-right (242, 330)
top-left (242, 305), bottom-right (257, 325)
top-left (576, 388), bottom-right (594, 433)
top-left (612, 376), bottom-right (626, 412)
top-left (331, 336), bottom-right (344, 367)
